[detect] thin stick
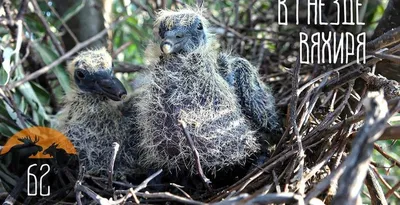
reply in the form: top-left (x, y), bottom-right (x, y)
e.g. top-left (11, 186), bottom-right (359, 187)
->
top-left (368, 51), bottom-right (400, 63)
top-left (296, 55), bottom-right (374, 95)
top-left (170, 183), bottom-right (193, 199)
top-left (374, 144), bottom-right (400, 168)
top-left (179, 119), bottom-right (212, 191)
top-left (287, 57), bottom-right (305, 196)
top-left (370, 166), bottom-right (400, 199)
top-left (385, 181), bottom-right (400, 199)
top-left (332, 91), bottom-right (391, 205)
top-left (75, 183), bottom-right (112, 205)
top-left (367, 26), bottom-right (400, 51)
top-left (31, 0), bottom-right (65, 55)
top-left (115, 169), bottom-right (163, 204)
top-left (243, 193), bottom-right (308, 204)
top-left (44, 0), bottom-right (79, 44)
top-left (134, 191), bottom-right (205, 205)
top-left (108, 142), bottom-right (120, 189)
top-left (112, 41), bottom-right (132, 58)
top-left (365, 167), bottom-right (388, 205)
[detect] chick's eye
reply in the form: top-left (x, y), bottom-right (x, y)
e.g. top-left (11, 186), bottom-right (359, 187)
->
top-left (197, 23), bottom-right (203, 30)
top-left (76, 70), bottom-right (86, 79)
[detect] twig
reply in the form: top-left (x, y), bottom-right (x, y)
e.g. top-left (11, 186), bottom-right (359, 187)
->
top-left (170, 183), bottom-right (192, 199)
top-left (3, 171), bottom-right (28, 205)
top-left (0, 91), bottom-right (28, 128)
top-left (332, 91), bottom-right (390, 205)
top-left (206, 14), bottom-right (251, 43)
top-left (236, 150), bottom-right (297, 194)
top-left (272, 170), bottom-right (281, 193)
top-left (75, 182), bottom-right (112, 205)
top-left (275, 57), bottom-right (300, 152)
top-left (304, 151), bottom-right (347, 203)
top-left (287, 57), bottom-right (306, 196)
top-left (304, 82), bottom-right (354, 144)
top-left (130, 0), bottom-right (155, 18)
top-left (370, 166), bottom-right (400, 199)
top-left (75, 166), bottom-right (85, 205)
top-left (243, 193), bottom-right (307, 204)
top-left (385, 181), bottom-right (400, 199)
top-left (304, 93), bottom-right (398, 204)
top-left (379, 125), bottom-right (400, 140)
top-left (367, 43), bottom-right (400, 67)
top-left (112, 41), bottom-right (132, 58)
top-left (134, 191), bottom-right (205, 205)
top-left (303, 143), bottom-right (339, 183)
top-left (323, 97), bottom-right (400, 136)
top-left (115, 169), bottom-right (162, 204)
top-left (367, 26), bottom-right (400, 51)
top-left (44, 0), bottom-right (79, 44)
top-left (108, 142), bottom-right (120, 189)
top-left (31, 0), bottom-right (65, 56)
top-left (295, 56), bottom-right (373, 96)
top-left (297, 77), bottom-right (329, 131)
top-left (365, 167), bottom-right (388, 205)
top-left (179, 119), bottom-right (212, 191)
top-left (368, 51), bottom-right (400, 63)
top-left (374, 144), bottom-right (400, 168)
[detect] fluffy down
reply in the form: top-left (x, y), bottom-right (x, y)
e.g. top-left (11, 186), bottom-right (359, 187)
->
top-left (136, 45), bottom-right (260, 174)
top-left (56, 49), bottom-right (139, 177)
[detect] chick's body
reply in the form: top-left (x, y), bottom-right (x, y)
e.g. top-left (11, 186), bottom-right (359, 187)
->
top-left (137, 45), bottom-right (259, 173)
top-left (135, 7), bottom-right (279, 174)
top-left (56, 48), bottom-right (138, 176)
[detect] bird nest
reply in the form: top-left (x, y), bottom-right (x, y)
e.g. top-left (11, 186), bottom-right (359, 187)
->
top-left (3, 28), bottom-right (399, 205)
top-left (65, 29), bottom-right (400, 204)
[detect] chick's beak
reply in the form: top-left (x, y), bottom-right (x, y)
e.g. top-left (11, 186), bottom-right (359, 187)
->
top-left (160, 30), bottom-right (186, 54)
top-left (96, 76), bottom-right (127, 101)
top-left (161, 43), bottom-right (173, 54)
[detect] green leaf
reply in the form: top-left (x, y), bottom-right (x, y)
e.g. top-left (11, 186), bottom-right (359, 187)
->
top-left (30, 82), bottom-right (50, 106)
top-left (17, 82), bottom-right (50, 122)
top-left (1, 47), bottom-right (14, 85)
top-left (54, 0), bottom-right (85, 28)
top-left (3, 101), bottom-right (24, 129)
top-left (33, 42), bottom-right (71, 92)
top-left (23, 13), bottom-right (46, 39)
top-left (0, 124), bottom-right (15, 138)
top-left (0, 101), bottom-right (9, 118)
top-left (0, 67), bottom-right (8, 85)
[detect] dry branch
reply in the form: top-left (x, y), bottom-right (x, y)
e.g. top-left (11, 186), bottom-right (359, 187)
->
top-left (179, 120), bottom-right (212, 191)
top-left (365, 167), bottom-right (388, 205)
top-left (368, 26), bottom-right (400, 51)
top-left (332, 91), bottom-right (390, 205)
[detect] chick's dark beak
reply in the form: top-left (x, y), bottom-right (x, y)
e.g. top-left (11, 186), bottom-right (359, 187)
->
top-left (161, 30), bottom-right (186, 54)
top-left (96, 76), bottom-right (127, 101)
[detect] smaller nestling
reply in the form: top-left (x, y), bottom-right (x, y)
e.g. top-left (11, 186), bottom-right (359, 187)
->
top-left (56, 48), bottom-right (138, 177)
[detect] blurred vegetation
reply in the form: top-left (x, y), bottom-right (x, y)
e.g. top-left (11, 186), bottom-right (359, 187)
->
top-left (0, 0), bottom-right (399, 203)
top-left (0, 0), bottom-right (392, 129)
